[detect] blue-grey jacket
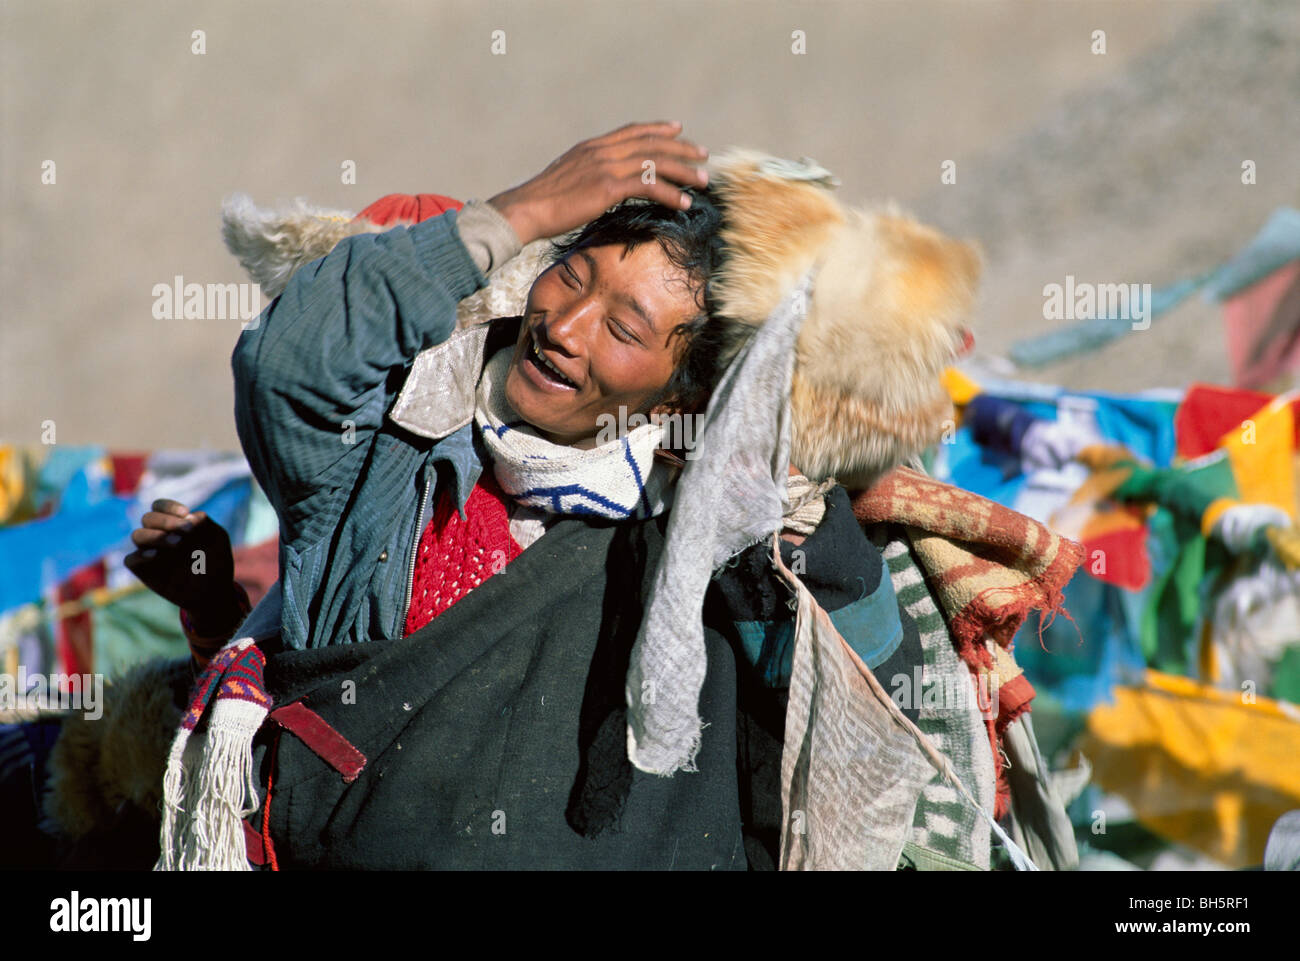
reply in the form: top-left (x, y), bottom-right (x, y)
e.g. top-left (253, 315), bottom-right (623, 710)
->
top-left (233, 209), bottom-right (492, 650)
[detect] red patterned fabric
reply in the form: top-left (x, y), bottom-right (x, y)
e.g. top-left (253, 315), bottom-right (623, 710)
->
top-left (851, 467), bottom-right (1083, 671)
top-left (179, 640), bottom-right (270, 732)
top-left (403, 473), bottom-right (523, 637)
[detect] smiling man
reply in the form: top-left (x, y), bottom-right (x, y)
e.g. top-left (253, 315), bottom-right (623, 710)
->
top-left (142, 121), bottom-right (923, 871)
top-left (157, 122), bottom-right (784, 869)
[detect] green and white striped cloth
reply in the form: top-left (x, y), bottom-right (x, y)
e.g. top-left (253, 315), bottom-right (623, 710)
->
top-left (866, 521), bottom-right (996, 870)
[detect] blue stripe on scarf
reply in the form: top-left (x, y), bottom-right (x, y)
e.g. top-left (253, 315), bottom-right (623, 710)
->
top-left (622, 439), bottom-right (652, 519)
top-left (517, 483), bottom-right (636, 518)
top-left (480, 420), bottom-right (528, 439)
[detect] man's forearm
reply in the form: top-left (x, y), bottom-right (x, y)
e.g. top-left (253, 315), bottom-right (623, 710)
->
top-left (456, 199), bottom-right (525, 276)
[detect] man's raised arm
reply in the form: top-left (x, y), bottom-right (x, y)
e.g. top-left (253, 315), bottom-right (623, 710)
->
top-left (231, 209), bottom-right (488, 531)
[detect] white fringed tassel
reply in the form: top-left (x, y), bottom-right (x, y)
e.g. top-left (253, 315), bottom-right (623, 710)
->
top-left (177, 698), bottom-right (267, 871)
top-left (154, 731), bottom-right (194, 871)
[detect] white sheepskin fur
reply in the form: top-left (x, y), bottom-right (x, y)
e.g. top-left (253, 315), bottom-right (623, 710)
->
top-left (220, 192), bottom-right (555, 327)
top-left (221, 193), bottom-right (364, 300)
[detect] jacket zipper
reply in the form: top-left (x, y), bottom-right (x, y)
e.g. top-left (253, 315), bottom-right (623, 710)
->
top-left (402, 466), bottom-right (432, 628)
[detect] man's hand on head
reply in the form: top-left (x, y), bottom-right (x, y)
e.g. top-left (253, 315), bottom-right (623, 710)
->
top-left (488, 121), bottom-right (710, 246)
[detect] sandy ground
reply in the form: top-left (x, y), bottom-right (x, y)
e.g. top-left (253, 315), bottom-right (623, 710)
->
top-left (3, 0), bottom-right (1297, 450)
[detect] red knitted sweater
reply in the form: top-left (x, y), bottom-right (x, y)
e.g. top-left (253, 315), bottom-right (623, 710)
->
top-left (356, 192), bottom-right (531, 634)
top-left (403, 471), bottom-right (524, 637)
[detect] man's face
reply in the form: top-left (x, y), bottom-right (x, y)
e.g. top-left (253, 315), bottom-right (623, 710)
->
top-left (504, 241), bottom-right (701, 446)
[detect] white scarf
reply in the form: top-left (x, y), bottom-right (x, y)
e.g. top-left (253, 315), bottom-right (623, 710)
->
top-left (473, 347), bottom-right (676, 520)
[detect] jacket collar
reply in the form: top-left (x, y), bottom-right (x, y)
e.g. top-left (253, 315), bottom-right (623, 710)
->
top-left (388, 315), bottom-right (524, 441)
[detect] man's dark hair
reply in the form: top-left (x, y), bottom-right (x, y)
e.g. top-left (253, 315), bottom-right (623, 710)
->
top-left (543, 186), bottom-right (748, 418)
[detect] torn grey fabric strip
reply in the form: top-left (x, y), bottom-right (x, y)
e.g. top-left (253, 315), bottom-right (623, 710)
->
top-left (625, 271), bottom-right (815, 776)
top-left (867, 522), bottom-right (994, 869)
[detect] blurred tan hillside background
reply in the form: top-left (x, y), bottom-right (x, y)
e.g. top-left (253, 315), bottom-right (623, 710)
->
top-left (3, 0), bottom-right (1298, 450)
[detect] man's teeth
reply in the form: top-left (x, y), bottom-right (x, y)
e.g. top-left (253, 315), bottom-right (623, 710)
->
top-left (532, 338), bottom-right (576, 387)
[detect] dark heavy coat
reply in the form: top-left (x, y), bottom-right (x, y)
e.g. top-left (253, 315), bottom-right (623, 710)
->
top-left (253, 508), bottom-right (751, 870)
